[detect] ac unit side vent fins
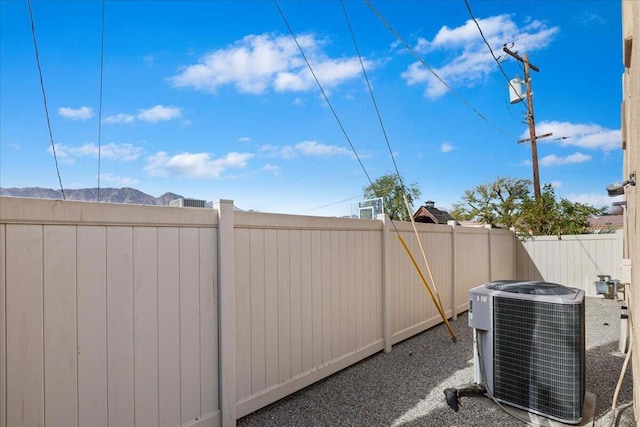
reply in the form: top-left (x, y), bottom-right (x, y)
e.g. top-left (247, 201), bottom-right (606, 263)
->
top-left (493, 296), bottom-right (585, 424)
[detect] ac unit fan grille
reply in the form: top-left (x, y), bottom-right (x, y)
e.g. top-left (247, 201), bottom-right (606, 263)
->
top-left (493, 296), bottom-right (585, 423)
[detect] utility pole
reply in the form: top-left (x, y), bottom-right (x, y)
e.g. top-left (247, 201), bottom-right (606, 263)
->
top-left (503, 46), bottom-right (545, 201)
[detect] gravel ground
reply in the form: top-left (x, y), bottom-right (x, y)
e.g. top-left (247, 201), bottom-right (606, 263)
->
top-left (238, 297), bottom-right (635, 427)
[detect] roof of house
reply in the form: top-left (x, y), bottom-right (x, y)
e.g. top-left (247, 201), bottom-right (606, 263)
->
top-left (588, 214), bottom-right (623, 229)
top-left (413, 201), bottom-right (454, 224)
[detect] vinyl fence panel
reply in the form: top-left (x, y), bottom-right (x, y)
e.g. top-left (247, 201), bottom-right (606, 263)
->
top-left (1, 197), bottom-right (519, 426)
top-left (491, 229), bottom-right (517, 281)
top-left (516, 231), bottom-right (624, 296)
top-left (455, 227), bottom-right (492, 313)
top-left (0, 198), bottom-right (220, 427)
top-left (232, 212), bottom-right (385, 418)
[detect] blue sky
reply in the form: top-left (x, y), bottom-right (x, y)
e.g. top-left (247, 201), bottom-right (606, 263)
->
top-left (0, 0), bottom-right (624, 216)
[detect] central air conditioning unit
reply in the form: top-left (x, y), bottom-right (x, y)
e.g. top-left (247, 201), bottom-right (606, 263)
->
top-left (468, 281), bottom-right (585, 424)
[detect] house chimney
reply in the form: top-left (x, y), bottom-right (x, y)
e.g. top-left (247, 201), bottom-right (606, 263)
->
top-left (425, 200), bottom-right (435, 208)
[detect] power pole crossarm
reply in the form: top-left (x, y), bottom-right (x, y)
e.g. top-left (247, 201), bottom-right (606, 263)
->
top-left (518, 132), bottom-right (553, 144)
top-left (502, 47), bottom-right (540, 72)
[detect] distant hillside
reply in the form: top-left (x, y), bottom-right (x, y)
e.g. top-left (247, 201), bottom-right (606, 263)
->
top-left (0, 187), bottom-right (190, 206)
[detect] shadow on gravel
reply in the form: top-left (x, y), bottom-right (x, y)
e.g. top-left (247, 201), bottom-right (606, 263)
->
top-left (586, 335), bottom-right (634, 425)
top-left (238, 314), bottom-right (477, 427)
top-left (238, 298), bottom-right (634, 427)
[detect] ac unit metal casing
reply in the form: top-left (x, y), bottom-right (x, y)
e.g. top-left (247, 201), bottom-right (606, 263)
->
top-left (469, 281), bottom-right (585, 424)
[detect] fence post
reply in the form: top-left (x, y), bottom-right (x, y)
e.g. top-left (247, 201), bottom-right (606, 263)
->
top-left (215, 200), bottom-right (236, 426)
top-left (379, 213), bottom-right (392, 353)
top-left (448, 220), bottom-right (457, 320)
top-left (485, 225), bottom-right (493, 282)
top-left (510, 227), bottom-right (518, 279)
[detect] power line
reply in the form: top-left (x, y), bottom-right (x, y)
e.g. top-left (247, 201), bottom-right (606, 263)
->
top-left (275, 0), bottom-right (402, 221)
top-left (341, 1), bottom-right (416, 223)
top-left (279, 2), bottom-right (454, 339)
top-left (97, 0), bottom-right (106, 202)
top-left (463, 0), bottom-right (532, 126)
top-left (365, 0), bottom-right (513, 139)
top-left (27, 0), bottom-right (65, 199)
top-left (344, 2), bottom-right (453, 339)
top-left (340, 0), bottom-right (404, 188)
top-left (460, 1), bottom-right (527, 125)
top-left (463, 0), bottom-right (521, 99)
top-left (276, 0), bottom-right (411, 222)
top-left (273, 0), bottom-right (374, 187)
top-left (306, 195), bottom-right (363, 212)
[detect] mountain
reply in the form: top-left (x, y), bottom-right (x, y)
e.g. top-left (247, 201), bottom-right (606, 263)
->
top-left (0, 187), bottom-right (192, 206)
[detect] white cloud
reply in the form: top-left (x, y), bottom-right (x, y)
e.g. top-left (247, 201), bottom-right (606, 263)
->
top-left (295, 140), bottom-right (350, 156)
top-left (259, 144), bottom-right (298, 159)
top-left (262, 163), bottom-right (281, 176)
top-left (550, 181), bottom-right (562, 189)
top-left (99, 173), bottom-right (140, 186)
top-left (539, 152), bottom-right (591, 166)
top-left (238, 136), bottom-right (252, 143)
top-left (402, 15), bottom-right (559, 99)
top-left (58, 106), bottom-right (93, 120)
top-left (49, 142), bottom-right (143, 163)
top-left (104, 113), bottom-right (135, 124)
top-left (440, 142), bottom-right (454, 153)
top-left (104, 105), bottom-right (182, 124)
top-left (523, 121), bottom-right (621, 152)
top-left (137, 105), bottom-right (182, 123)
top-left (259, 140), bottom-right (351, 159)
top-left (565, 192), bottom-right (623, 208)
top-left (88, 143), bottom-right (143, 161)
top-left (575, 11), bottom-right (606, 26)
top-left (171, 33), bottom-right (371, 95)
top-left (144, 151), bottom-right (253, 178)
top-left (48, 144), bottom-right (75, 164)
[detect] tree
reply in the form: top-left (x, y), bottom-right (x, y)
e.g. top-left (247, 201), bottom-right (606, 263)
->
top-left (517, 184), bottom-right (606, 237)
top-left (363, 173), bottom-right (421, 221)
top-left (450, 177), bottom-right (530, 228)
top-left (452, 177), bottom-right (606, 237)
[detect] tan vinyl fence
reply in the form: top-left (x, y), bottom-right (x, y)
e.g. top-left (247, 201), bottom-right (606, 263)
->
top-left (0, 197), bottom-right (219, 427)
top-left (0, 197), bottom-right (516, 427)
top-left (516, 231), bottom-right (624, 296)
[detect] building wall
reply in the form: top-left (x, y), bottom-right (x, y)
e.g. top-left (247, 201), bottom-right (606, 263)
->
top-left (622, 1), bottom-right (640, 417)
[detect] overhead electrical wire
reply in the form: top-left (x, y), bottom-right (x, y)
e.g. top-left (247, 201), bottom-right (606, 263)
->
top-left (463, 0), bottom-right (523, 100)
top-left (27, 0), bottom-right (65, 199)
top-left (274, 0), bottom-right (401, 218)
top-left (364, 0), bottom-right (513, 139)
top-left (273, 0), bottom-right (374, 188)
top-left (97, 0), bottom-right (106, 202)
top-left (339, 0), bottom-right (401, 186)
top-left (341, 0), bottom-right (455, 341)
top-left (275, 0), bottom-right (457, 340)
top-left (306, 181), bottom-right (419, 214)
top-left (462, 0), bottom-right (531, 127)
top-left (306, 195), bottom-right (363, 213)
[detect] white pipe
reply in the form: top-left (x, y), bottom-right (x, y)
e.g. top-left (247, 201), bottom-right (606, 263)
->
top-left (610, 283), bottom-right (633, 427)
